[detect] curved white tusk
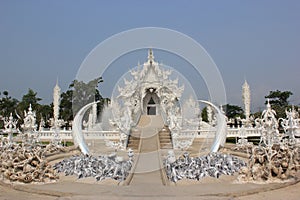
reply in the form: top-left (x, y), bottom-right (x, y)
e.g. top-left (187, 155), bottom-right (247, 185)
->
top-left (72, 101), bottom-right (99, 155)
top-left (198, 100), bottom-right (227, 152)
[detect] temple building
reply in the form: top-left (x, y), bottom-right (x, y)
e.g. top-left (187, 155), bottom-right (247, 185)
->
top-left (111, 49), bottom-right (196, 134)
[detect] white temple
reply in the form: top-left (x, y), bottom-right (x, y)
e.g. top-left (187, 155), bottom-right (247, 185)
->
top-left (110, 49), bottom-right (191, 134)
top-left (2, 49), bottom-right (300, 155)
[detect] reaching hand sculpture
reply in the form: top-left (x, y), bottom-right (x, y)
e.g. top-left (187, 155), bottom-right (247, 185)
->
top-left (198, 100), bottom-right (227, 152)
top-left (72, 101), bottom-right (100, 155)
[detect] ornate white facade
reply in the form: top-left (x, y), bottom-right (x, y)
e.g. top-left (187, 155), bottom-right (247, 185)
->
top-left (111, 49), bottom-right (185, 133)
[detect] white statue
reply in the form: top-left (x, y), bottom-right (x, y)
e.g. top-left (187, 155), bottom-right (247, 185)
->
top-left (3, 113), bottom-right (19, 144)
top-left (21, 104), bottom-right (39, 144)
top-left (39, 117), bottom-right (45, 131)
top-left (182, 96), bottom-right (200, 130)
top-left (260, 99), bottom-right (280, 147)
top-left (207, 105), bottom-right (213, 125)
top-left (280, 107), bottom-right (299, 143)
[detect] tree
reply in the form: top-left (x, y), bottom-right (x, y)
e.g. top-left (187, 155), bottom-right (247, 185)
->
top-left (0, 91), bottom-right (19, 116)
top-left (70, 77), bottom-right (104, 115)
top-left (201, 106), bottom-right (208, 122)
top-left (222, 104), bottom-right (245, 119)
top-left (0, 91), bottom-right (19, 128)
top-left (17, 88), bottom-right (42, 112)
top-left (265, 90), bottom-right (293, 118)
top-left (58, 77), bottom-right (107, 123)
top-left (16, 88), bottom-right (43, 125)
top-left (265, 90), bottom-right (293, 107)
top-left (60, 90), bottom-right (73, 122)
top-left (39, 104), bottom-right (53, 127)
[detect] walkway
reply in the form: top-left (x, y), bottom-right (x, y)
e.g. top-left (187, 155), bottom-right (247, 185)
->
top-left (130, 115), bottom-right (165, 186)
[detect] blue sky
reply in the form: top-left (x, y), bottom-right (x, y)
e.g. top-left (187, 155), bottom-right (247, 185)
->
top-left (0, 0), bottom-right (299, 112)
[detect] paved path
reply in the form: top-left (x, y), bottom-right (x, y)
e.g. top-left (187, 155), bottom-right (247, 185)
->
top-left (130, 115), bottom-right (164, 186)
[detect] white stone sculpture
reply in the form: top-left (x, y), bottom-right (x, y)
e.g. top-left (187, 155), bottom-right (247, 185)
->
top-left (280, 107), bottom-right (299, 143)
top-left (21, 104), bottom-right (39, 144)
top-left (112, 49), bottom-right (184, 131)
top-left (3, 113), bottom-right (19, 144)
top-left (207, 105), bottom-right (213, 125)
top-left (173, 138), bottom-right (194, 150)
top-left (0, 142), bottom-right (60, 183)
top-left (199, 100), bottom-right (228, 152)
top-left (39, 117), bottom-right (45, 131)
top-left (260, 99), bottom-right (280, 147)
top-left (72, 101), bottom-right (100, 155)
top-left (92, 102), bottom-right (97, 126)
top-left (238, 144), bottom-right (300, 182)
top-left (182, 96), bottom-right (200, 130)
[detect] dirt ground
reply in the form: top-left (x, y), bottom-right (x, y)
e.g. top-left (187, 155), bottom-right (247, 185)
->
top-left (1, 175), bottom-right (299, 200)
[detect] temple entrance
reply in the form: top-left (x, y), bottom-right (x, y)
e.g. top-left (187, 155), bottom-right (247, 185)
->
top-left (147, 97), bottom-right (156, 115)
top-left (143, 89), bottom-right (160, 116)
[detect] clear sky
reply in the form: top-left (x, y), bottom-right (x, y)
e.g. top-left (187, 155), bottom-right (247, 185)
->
top-left (0, 0), bottom-right (299, 112)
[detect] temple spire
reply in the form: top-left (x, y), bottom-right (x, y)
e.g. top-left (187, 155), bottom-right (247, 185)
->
top-left (148, 48), bottom-right (154, 64)
top-left (242, 80), bottom-right (251, 122)
top-left (53, 79), bottom-right (61, 126)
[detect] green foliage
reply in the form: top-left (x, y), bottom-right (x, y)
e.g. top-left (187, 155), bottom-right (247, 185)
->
top-left (70, 77), bottom-right (103, 115)
top-left (252, 111), bottom-right (262, 119)
top-left (16, 88), bottom-right (47, 125)
top-left (265, 90), bottom-right (293, 118)
top-left (201, 106), bottom-right (208, 122)
top-left (17, 88), bottom-right (42, 113)
top-left (59, 77), bottom-right (107, 124)
top-left (60, 90), bottom-right (73, 122)
top-left (265, 90), bottom-right (293, 107)
top-left (222, 104), bottom-right (245, 119)
top-left (0, 91), bottom-right (19, 117)
top-left (0, 91), bottom-right (19, 128)
top-left (38, 104), bottom-right (53, 127)
top-left (0, 78), bottom-right (107, 128)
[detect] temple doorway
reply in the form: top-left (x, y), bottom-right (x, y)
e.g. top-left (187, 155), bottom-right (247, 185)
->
top-left (143, 89), bottom-right (160, 115)
top-left (147, 97), bottom-right (156, 115)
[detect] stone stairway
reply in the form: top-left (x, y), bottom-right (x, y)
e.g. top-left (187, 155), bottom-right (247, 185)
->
top-left (127, 129), bottom-right (141, 150)
top-left (158, 125), bottom-right (173, 149)
top-left (127, 115), bottom-right (168, 186)
top-left (127, 115), bottom-right (164, 150)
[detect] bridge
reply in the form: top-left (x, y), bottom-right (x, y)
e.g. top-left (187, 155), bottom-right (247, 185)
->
top-left (35, 126), bottom-right (261, 142)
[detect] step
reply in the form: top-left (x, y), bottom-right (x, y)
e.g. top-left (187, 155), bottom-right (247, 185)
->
top-left (159, 140), bottom-right (172, 143)
top-left (159, 136), bottom-right (171, 139)
top-left (160, 144), bottom-right (173, 149)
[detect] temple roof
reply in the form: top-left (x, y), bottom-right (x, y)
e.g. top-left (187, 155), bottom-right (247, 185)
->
top-left (117, 49), bottom-right (184, 99)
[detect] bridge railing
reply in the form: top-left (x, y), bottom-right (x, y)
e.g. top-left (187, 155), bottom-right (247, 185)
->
top-left (38, 130), bottom-right (120, 140)
top-left (178, 127), bottom-right (261, 139)
top-left (21, 127), bottom-right (262, 142)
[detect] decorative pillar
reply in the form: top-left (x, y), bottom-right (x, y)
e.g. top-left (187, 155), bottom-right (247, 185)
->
top-left (242, 80), bottom-right (251, 123)
top-left (53, 80), bottom-right (61, 127)
top-left (52, 80), bottom-right (62, 145)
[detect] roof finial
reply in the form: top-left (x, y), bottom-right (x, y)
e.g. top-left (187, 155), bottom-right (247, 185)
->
top-left (148, 48), bottom-right (154, 64)
top-left (266, 98), bottom-right (271, 108)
